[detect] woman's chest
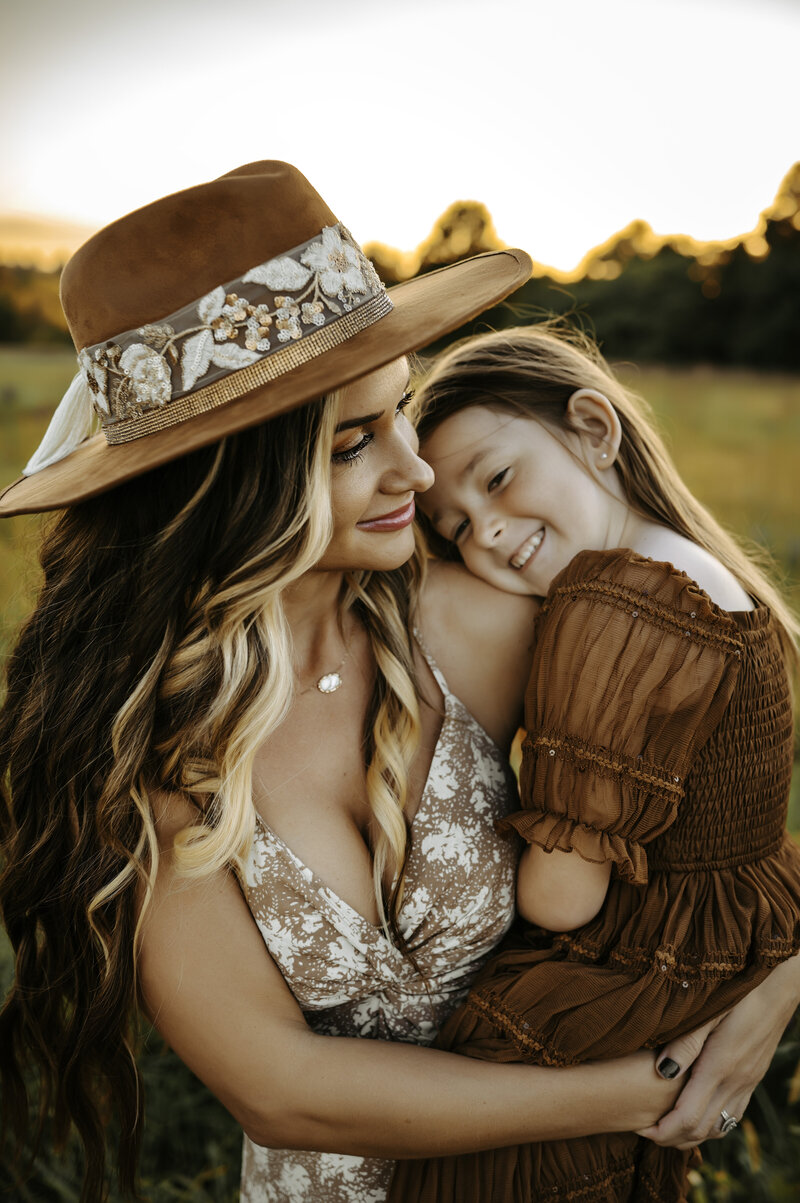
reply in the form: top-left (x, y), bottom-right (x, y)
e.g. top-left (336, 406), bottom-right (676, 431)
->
top-left (244, 698), bottom-right (519, 1025)
top-left (251, 658), bottom-right (447, 925)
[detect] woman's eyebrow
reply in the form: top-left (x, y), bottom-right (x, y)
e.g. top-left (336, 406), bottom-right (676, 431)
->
top-left (334, 381), bottom-right (411, 433)
top-left (335, 409), bottom-right (384, 433)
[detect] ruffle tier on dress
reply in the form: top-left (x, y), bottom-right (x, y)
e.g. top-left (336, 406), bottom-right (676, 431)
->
top-left (390, 548), bottom-right (800, 1203)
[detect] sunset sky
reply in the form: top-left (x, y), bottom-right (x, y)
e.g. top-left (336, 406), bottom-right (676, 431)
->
top-left (1, 0), bottom-right (798, 270)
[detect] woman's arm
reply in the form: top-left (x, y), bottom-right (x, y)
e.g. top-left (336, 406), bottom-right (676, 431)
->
top-left (639, 953), bottom-right (800, 1149)
top-left (137, 812), bottom-right (681, 1158)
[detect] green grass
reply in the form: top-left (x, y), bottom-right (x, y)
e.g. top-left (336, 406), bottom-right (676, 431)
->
top-left (617, 364), bottom-right (800, 592)
top-left (0, 347), bottom-right (77, 667)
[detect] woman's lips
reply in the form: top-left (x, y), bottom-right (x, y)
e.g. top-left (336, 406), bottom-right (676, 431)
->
top-left (357, 499), bottom-right (416, 532)
top-left (510, 527), bottom-right (544, 569)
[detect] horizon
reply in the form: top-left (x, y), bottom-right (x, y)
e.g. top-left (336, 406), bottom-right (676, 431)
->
top-left (1, 158), bottom-right (797, 283)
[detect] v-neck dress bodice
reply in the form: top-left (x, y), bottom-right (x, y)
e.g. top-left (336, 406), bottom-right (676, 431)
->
top-left (240, 641), bottom-right (519, 1202)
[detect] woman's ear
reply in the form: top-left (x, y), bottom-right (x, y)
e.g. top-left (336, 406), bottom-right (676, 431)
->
top-left (566, 388), bottom-right (622, 470)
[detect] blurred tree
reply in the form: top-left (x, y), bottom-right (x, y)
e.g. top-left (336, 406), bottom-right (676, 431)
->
top-left (365, 200), bottom-right (503, 284)
top-left (0, 265), bottom-right (70, 345)
top-left (418, 163), bottom-right (800, 369)
top-left (2, 166), bottom-right (799, 366)
top-left (416, 200), bottom-right (504, 270)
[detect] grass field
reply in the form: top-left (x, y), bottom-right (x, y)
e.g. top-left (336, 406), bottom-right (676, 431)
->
top-left (1, 347), bottom-right (800, 1200)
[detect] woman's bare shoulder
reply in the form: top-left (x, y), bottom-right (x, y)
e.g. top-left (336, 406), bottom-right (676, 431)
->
top-left (418, 560), bottom-right (539, 751)
top-left (421, 560), bottom-right (539, 643)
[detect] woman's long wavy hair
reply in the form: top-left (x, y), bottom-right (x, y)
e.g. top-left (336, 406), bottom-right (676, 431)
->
top-left (0, 394), bottom-right (424, 1201)
top-left (415, 321), bottom-right (799, 669)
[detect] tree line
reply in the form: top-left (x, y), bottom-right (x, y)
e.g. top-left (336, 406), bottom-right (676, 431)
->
top-left (1, 163), bottom-right (799, 368)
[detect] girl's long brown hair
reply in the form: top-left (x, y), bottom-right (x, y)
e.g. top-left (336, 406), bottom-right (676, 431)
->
top-left (0, 396), bottom-right (424, 1201)
top-left (415, 322), bottom-right (799, 669)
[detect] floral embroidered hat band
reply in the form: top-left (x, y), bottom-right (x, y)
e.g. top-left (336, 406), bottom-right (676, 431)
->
top-left (0, 161), bottom-right (532, 515)
top-left (80, 223), bottom-right (392, 446)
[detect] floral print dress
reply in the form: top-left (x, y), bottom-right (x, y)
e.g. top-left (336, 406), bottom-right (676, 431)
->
top-left (240, 642), bottom-right (519, 1203)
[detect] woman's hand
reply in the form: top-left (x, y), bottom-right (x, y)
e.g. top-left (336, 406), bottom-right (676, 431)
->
top-left (638, 954), bottom-right (800, 1149)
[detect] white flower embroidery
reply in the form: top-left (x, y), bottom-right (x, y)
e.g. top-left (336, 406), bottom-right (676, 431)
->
top-left (301, 226), bottom-right (368, 299)
top-left (275, 296), bottom-right (302, 342)
top-left (136, 323), bottom-right (174, 350)
top-left (243, 256), bottom-right (312, 291)
top-left (119, 344), bottom-right (171, 408)
top-left (79, 349), bottom-right (110, 416)
top-left (84, 225), bottom-right (387, 427)
top-left (301, 300), bottom-right (326, 327)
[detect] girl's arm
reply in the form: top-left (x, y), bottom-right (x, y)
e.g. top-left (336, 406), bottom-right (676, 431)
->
top-left (515, 845), bottom-right (611, 931)
top-left (421, 561), bottom-right (614, 932)
top-left (137, 809), bottom-right (681, 1158)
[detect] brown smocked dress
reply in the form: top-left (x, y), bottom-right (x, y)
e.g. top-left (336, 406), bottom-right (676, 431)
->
top-left (390, 548), bottom-right (800, 1203)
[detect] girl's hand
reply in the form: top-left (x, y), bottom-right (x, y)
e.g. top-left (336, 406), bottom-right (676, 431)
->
top-left (637, 954), bottom-right (800, 1149)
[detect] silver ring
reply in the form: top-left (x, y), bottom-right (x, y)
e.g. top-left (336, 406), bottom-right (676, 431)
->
top-left (719, 1109), bottom-right (738, 1136)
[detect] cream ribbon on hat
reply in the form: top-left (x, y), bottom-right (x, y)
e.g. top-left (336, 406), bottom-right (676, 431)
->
top-left (23, 373), bottom-right (96, 476)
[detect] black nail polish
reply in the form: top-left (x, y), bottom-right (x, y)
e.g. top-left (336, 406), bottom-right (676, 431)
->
top-left (658, 1057), bottom-right (681, 1079)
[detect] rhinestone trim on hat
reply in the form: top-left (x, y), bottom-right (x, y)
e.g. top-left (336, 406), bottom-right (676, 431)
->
top-left (78, 224), bottom-right (391, 445)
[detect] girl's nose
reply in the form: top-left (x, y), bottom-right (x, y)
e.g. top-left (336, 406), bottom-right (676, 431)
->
top-left (474, 513), bottom-right (506, 549)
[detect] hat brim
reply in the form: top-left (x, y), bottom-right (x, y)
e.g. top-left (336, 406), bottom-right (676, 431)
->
top-left (0, 248), bottom-right (531, 516)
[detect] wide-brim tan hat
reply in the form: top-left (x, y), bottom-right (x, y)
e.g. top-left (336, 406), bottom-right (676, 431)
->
top-left (0, 161), bottom-right (531, 516)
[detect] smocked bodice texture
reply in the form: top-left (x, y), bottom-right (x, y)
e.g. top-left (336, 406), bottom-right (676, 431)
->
top-left (391, 549), bottom-right (800, 1203)
top-left (239, 643), bottom-right (519, 1203)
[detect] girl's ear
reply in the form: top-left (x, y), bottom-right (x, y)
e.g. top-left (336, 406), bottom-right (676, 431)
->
top-left (566, 388), bottom-right (622, 470)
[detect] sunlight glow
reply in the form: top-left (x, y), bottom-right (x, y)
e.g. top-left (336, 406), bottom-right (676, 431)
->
top-left (1, 0), bottom-right (798, 271)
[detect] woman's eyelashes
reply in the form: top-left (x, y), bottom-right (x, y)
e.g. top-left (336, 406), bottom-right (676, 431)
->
top-left (332, 390), bottom-right (416, 466)
top-left (332, 433), bottom-right (373, 464)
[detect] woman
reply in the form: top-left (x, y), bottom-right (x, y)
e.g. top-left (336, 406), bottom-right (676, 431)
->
top-left (0, 162), bottom-right (798, 1203)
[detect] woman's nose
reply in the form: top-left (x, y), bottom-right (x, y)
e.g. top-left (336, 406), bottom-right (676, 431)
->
top-left (386, 427), bottom-right (435, 494)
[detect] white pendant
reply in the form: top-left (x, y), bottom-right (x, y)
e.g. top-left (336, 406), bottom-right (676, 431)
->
top-left (317, 671), bottom-right (343, 694)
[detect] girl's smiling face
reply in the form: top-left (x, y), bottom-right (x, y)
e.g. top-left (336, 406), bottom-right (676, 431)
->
top-left (419, 404), bottom-right (624, 597)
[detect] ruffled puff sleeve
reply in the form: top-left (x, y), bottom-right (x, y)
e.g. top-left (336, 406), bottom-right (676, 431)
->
top-left (498, 548), bottom-right (743, 886)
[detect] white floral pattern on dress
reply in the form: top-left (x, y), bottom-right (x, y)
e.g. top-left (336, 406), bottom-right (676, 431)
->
top-left (240, 642), bottom-right (519, 1203)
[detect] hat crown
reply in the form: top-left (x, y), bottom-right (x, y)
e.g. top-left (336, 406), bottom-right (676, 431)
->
top-left (60, 162), bottom-right (338, 349)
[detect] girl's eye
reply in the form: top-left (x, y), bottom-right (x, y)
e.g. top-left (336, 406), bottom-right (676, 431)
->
top-left (332, 432), bottom-right (374, 465)
top-left (452, 517), bottom-right (470, 543)
top-left (488, 468), bottom-right (509, 491)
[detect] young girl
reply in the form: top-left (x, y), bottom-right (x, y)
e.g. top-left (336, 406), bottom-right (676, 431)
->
top-left (389, 324), bottom-right (800, 1203)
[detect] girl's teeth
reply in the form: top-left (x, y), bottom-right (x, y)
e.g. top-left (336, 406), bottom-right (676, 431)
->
top-left (510, 530), bottom-right (543, 569)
